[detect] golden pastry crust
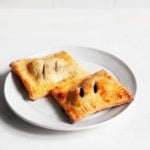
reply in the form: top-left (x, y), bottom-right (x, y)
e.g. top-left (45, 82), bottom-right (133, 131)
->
top-left (51, 70), bottom-right (133, 123)
top-left (10, 51), bottom-right (89, 100)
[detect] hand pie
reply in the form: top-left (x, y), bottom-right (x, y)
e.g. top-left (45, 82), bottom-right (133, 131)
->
top-left (51, 70), bottom-right (133, 123)
top-left (10, 51), bottom-right (89, 100)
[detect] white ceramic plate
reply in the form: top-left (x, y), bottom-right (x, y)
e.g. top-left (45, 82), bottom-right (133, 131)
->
top-left (4, 46), bottom-right (136, 131)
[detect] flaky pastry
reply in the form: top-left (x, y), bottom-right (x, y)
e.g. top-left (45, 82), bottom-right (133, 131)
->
top-left (52, 70), bottom-right (133, 123)
top-left (10, 51), bottom-right (89, 100)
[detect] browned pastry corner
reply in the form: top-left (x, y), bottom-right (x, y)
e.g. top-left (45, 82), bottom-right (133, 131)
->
top-left (51, 69), bottom-right (133, 123)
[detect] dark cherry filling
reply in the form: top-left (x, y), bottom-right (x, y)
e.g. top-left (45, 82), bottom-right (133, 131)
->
top-left (79, 87), bottom-right (84, 97)
top-left (94, 83), bottom-right (98, 93)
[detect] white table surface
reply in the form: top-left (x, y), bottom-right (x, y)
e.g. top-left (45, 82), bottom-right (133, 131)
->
top-left (0, 9), bottom-right (150, 150)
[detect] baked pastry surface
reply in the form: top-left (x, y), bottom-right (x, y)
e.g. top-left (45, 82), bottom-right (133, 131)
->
top-left (52, 70), bottom-right (133, 123)
top-left (10, 51), bottom-right (89, 100)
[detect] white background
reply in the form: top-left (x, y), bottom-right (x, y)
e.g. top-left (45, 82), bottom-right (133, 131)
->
top-left (0, 0), bottom-right (150, 8)
top-left (0, 2), bottom-right (150, 150)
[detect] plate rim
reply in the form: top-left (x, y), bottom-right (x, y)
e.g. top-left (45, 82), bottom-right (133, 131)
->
top-left (4, 46), bottom-right (137, 131)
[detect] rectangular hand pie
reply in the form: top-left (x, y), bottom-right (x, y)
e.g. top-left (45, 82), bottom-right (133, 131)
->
top-left (51, 70), bottom-right (133, 123)
top-left (10, 51), bottom-right (89, 100)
